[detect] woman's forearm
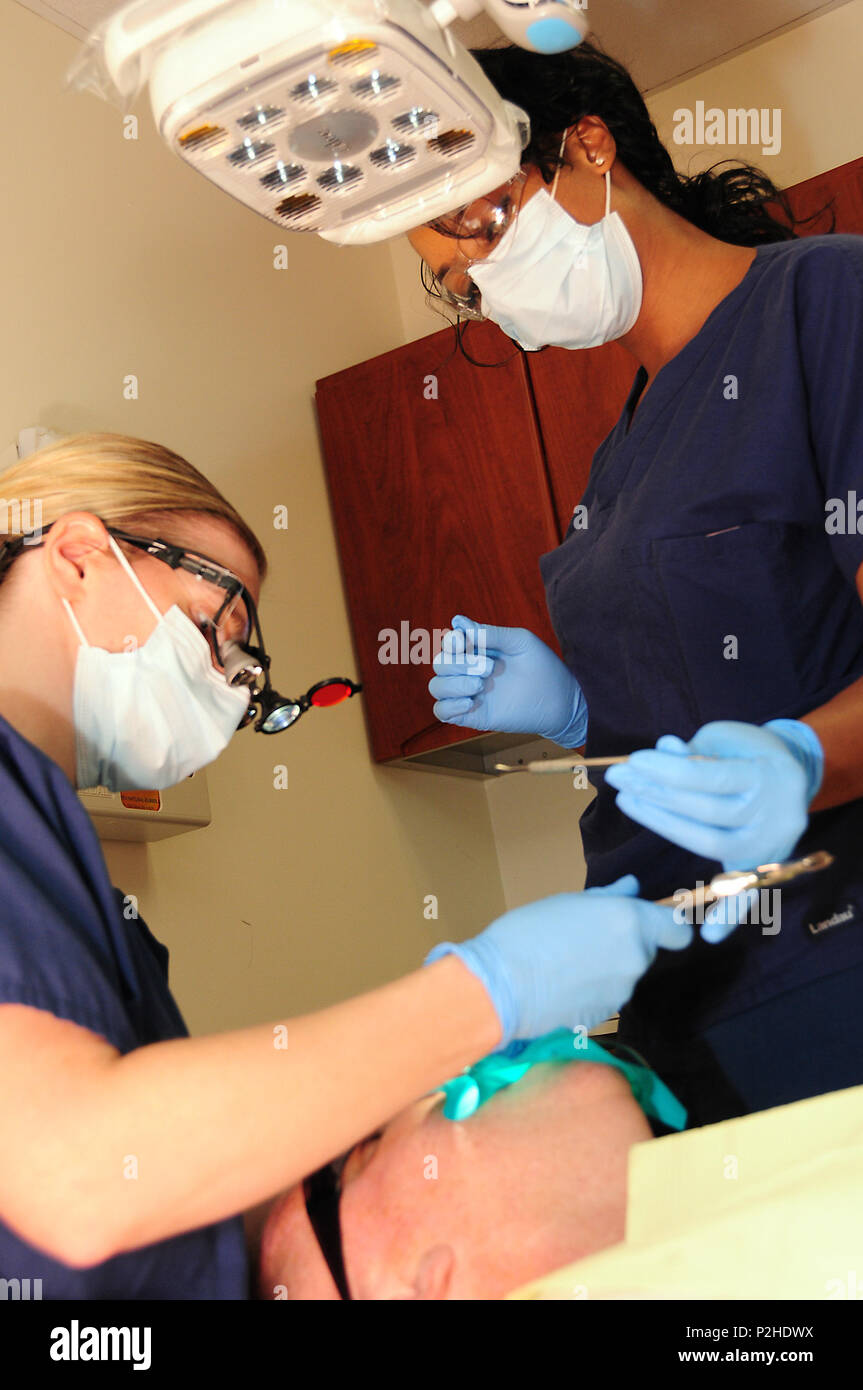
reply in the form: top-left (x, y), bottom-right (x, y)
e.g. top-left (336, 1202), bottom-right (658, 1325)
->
top-left (802, 675), bottom-right (863, 811)
top-left (66, 954), bottom-right (500, 1263)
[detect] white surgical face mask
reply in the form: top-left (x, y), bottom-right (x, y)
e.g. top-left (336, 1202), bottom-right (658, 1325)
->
top-left (467, 141), bottom-right (643, 352)
top-left (63, 536), bottom-right (250, 791)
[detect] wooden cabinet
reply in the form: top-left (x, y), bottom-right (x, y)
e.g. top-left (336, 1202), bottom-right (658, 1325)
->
top-left (315, 320), bottom-right (571, 767)
top-left (768, 152), bottom-right (863, 238)
top-left (524, 338), bottom-right (638, 536)
top-left (316, 155), bottom-right (863, 772)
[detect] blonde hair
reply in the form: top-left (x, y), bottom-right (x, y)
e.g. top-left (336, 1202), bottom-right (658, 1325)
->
top-left (0, 431), bottom-right (267, 588)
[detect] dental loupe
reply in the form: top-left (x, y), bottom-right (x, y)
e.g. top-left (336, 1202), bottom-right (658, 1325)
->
top-left (65, 0), bottom-right (589, 244)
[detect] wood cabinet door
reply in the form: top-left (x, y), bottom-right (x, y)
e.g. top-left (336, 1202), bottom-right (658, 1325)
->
top-left (524, 339), bottom-right (637, 535)
top-left (769, 153), bottom-right (863, 235)
top-left (316, 320), bottom-right (561, 763)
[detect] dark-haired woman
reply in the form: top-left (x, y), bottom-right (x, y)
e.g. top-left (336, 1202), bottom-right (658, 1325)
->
top-left (410, 41), bottom-right (863, 1126)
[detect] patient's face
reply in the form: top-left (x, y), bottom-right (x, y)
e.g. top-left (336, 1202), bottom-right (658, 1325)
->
top-left (259, 1057), bottom-right (651, 1300)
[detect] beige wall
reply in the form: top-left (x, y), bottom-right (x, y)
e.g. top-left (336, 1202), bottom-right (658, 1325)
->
top-left (0, 1), bottom-right (506, 1035)
top-left (645, 0), bottom-right (863, 186)
top-left (390, 0), bottom-right (863, 912)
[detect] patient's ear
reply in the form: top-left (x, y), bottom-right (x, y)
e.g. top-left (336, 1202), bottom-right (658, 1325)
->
top-left (412, 1244), bottom-right (456, 1300)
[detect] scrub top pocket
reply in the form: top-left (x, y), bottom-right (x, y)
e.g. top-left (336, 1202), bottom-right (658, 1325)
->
top-left (650, 520), bottom-right (820, 725)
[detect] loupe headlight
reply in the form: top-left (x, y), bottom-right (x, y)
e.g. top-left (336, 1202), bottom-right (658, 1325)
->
top-left (219, 638), bottom-right (279, 730)
top-left (222, 639), bottom-right (266, 692)
top-left (221, 642), bottom-right (313, 733)
top-left (254, 688), bottom-right (304, 734)
top-left (249, 675), bottom-right (363, 734)
top-left (218, 623), bottom-right (361, 734)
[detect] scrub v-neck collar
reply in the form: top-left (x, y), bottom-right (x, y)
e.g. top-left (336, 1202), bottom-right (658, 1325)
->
top-left (622, 244), bottom-right (767, 439)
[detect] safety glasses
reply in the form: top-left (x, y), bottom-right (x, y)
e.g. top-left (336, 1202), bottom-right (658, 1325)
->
top-left (110, 531), bottom-right (363, 734)
top-left (98, 528), bottom-right (292, 732)
top-left (109, 529), bottom-right (253, 657)
top-left (422, 169), bottom-right (528, 322)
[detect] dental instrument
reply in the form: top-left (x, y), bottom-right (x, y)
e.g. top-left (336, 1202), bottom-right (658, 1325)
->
top-left (494, 753), bottom-right (718, 773)
top-left (494, 754), bottom-right (633, 773)
top-left (654, 850), bottom-right (834, 910)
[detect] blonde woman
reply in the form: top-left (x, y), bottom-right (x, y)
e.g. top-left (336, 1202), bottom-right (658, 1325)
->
top-left (0, 432), bottom-right (689, 1299)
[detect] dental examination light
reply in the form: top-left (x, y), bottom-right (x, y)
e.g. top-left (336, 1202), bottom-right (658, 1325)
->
top-left (66, 0), bottom-right (589, 245)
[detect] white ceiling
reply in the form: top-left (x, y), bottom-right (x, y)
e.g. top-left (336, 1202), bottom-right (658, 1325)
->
top-left (13, 0), bottom-right (852, 93)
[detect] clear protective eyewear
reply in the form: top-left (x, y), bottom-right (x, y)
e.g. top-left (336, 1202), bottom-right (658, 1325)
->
top-left (422, 168), bottom-right (529, 323)
top-left (108, 531), bottom-right (363, 734)
top-left (108, 529), bottom-right (254, 663)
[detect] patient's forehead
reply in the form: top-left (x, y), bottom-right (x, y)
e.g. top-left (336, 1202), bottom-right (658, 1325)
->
top-left (259, 1060), bottom-right (629, 1297)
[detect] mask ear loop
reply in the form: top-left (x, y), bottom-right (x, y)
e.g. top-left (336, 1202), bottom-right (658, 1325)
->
top-left (62, 597), bottom-right (90, 647)
top-left (550, 126), bottom-right (570, 202)
top-left (107, 534), bottom-right (163, 623)
top-left (550, 128), bottom-right (612, 219)
top-left (61, 532), bottom-right (164, 646)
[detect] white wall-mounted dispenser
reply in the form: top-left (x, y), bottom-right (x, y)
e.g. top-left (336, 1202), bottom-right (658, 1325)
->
top-left (78, 771), bottom-right (212, 841)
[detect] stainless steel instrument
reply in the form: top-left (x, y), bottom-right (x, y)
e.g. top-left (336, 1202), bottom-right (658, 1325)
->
top-left (492, 753), bottom-right (715, 774)
top-left (493, 754), bottom-right (633, 773)
top-left (654, 851), bottom-right (834, 909)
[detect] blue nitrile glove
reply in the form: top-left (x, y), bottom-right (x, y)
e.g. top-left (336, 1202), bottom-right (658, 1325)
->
top-left (424, 875), bottom-right (691, 1047)
top-left (428, 615), bottom-right (588, 746)
top-left (701, 888), bottom-right (762, 946)
top-left (604, 719), bottom-right (824, 873)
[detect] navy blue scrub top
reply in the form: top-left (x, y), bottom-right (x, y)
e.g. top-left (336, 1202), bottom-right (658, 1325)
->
top-left (0, 714), bottom-right (249, 1298)
top-left (540, 234), bottom-right (863, 1105)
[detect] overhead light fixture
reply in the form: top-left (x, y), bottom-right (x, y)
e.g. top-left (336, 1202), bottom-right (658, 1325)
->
top-left (66, 0), bottom-right (589, 245)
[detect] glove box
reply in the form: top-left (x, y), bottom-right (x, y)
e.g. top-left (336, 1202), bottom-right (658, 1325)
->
top-left (77, 771), bottom-right (211, 842)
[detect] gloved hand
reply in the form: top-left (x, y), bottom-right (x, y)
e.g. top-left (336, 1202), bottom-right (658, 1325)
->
top-left (604, 719), bottom-right (824, 872)
top-left (425, 875), bottom-right (691, 1046)
top-left (701, 888), bottom-right (761, 946)
top-left (428, 615), bottom-right (588, 746)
